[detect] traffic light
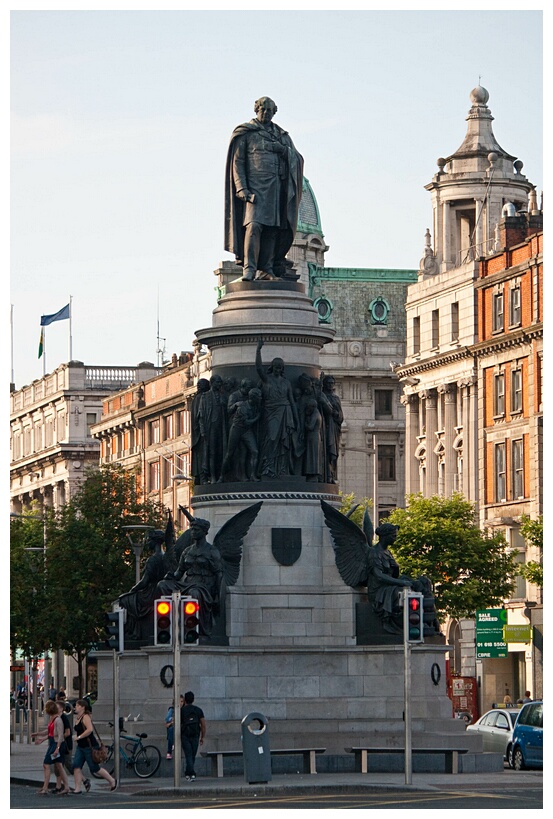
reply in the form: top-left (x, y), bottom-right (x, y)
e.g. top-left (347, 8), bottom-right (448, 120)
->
top-left (154, 598), bottom-right (173, 645)
top-left (104, 609), bottom-right (124, 652)
top-left (404, 591), bottom-right (424, 644)
top-left (182, 598), bottom-right (200, 645)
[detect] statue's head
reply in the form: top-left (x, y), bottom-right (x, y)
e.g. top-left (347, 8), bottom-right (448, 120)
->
top-left (305, 397), bottom-right (318, 414)
top-left (254, 96), bottom-right (277, 124)
top-left (269, 357), bottom-right (284, 375)
top-left (375, 522), bottom-right (398, 547)
top-left (248, 387), bottom-right (262, 406)
top-left (197, 378), bottom-right (210, 393)
top-left (191, 517), bottom-right (211, 536)
top-left (148, 529), bottom-right (166, 551)
top-left (210, 374), bottom-right (223, 391)
top-left (240, 378), bottom-right (253, 394)
top-left (323, 375), bottom-right (336, 392)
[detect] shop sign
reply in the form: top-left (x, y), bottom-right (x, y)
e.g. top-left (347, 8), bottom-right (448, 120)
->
top-left (503, 624), bottom-right (532, 643)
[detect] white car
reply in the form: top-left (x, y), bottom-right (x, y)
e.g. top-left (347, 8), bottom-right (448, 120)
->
top-left (466, 708), bottom-right (520, 765)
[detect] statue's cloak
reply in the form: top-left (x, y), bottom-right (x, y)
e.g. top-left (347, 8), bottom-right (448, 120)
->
top-left (224, 119), bottom-right (304, 266)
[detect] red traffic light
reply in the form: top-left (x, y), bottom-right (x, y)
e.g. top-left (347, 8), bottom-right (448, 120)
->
top-left (409, 598), bottom-right (420, 612)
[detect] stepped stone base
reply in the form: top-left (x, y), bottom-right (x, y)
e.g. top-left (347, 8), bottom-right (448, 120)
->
top-left (94, 642), bottom-right (485, 771)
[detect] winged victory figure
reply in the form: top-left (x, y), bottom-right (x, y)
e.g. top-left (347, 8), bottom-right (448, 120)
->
top-left (155, 501), bottom-right (263, 637)
top-left (320, 500), bottom-right (439, 636)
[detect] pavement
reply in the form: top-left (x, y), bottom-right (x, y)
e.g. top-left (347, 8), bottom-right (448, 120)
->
top-left (10, 738), bottom-right (543, 796)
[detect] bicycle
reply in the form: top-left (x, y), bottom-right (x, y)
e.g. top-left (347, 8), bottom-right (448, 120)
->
top-left (92, 723), bottom-right (161, 779)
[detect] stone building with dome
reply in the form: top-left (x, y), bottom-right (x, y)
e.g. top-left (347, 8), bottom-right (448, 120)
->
top-left (395, 86), bottom-right (543, 703)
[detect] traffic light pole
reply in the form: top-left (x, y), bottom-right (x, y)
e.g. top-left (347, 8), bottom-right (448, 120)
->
top-left (403, 592), bottom-right (412, 785)
top-left (113, 649), bottom-right (120, 788)
top-left (172, 591), bottom-right (181, 788)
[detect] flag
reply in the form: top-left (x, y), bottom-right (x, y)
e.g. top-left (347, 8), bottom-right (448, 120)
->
top-left (38, 328), bottom-right (44, 359)
top-left (40, 303), bottom-right (70, 326)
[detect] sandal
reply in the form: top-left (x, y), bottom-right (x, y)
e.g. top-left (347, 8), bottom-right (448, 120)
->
top-left (36, 790), bottom-right (50, 795)
top-left (70, 790), bottom-right (83, 795)
top-left (110, 779), bottom-right (117, 791)
top-left (84, 778), bottom-right (91, 792)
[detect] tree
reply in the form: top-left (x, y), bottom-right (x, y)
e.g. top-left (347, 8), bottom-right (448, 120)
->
top-left (339, 492), bottom-right (373, 532)
top-left (10, 508), bottom-right (51, 659)
top-left (388, 493), bottom-right (518, 620)
top-left (519, 515), bottom-right (543, 589)
top-left (10, 465), bottom-right (163, 696)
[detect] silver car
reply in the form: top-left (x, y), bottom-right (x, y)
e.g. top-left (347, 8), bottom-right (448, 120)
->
top-left (467, 708), bottom-right (520, 765)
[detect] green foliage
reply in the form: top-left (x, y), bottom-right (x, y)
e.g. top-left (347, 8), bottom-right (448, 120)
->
top-left (388, 493), bottom-right (518, 620)
top-left (339, 492), bottom-right (373, 533)
top-left (10, 465), bottom-right (163, 668)
top-left (10, 509), bottom-right (51, 657)
top-left (519, 515), bottom-right (543, 587)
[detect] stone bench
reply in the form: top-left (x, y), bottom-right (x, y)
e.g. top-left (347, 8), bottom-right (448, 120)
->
top-left (201, 747), bottom-right (326, 777)
top-left (345, 746), bottom-right (469, 774)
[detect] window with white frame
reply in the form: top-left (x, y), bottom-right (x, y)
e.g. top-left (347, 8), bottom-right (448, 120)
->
top-left (509, 284), bottom-right (522, 327)
top-left (511, 438), bottom-right (524, 499)
top-left (494, 373), bottom-right (505, 416)
top-left (149, 460), bottom-right (160, 492)
top-left (511, 368), bottom-right (522, 413)
top-left (492, 291), bottom-right (504, 332)
top-left (495, 443), bottom-right (506, 501)
top-left (149, 419), bottom-right (160, 444)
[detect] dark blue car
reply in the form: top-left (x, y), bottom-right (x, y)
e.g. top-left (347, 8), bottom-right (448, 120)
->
top-left (510, 701), bottom-right (543, 770)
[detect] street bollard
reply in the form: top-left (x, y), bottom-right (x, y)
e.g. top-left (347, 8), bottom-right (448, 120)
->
top-left (241, 712), bottom-right (271, 784)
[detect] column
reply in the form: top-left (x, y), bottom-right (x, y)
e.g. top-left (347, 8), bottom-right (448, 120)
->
top-left (460, 381), bottom-right (471, 500)
top-left (422, 389), bottom-right (438, 496)
top-left (439, 383), bottom-right (457, 497)
top-left (442, 201), bottom-right (450, 270)
top-left (468, 377), bottom-right (478, 506)
top-left (400, 393), bottom-right (419, 495)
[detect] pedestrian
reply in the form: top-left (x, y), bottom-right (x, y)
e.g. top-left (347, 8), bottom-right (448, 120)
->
top-left (165, 703), bottom-right (174, 759)
top-left (31, 700), bottom-right (70, 796)
top-left (522, 690), bottom-right (532, 702)
top-left (72, 698), bottom-right (116, 794)
top-left (180, 691), bottom-right (206, 781)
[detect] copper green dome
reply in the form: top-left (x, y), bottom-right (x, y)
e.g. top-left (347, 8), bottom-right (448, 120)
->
top-left (297, 177), bottom-right (324, 236)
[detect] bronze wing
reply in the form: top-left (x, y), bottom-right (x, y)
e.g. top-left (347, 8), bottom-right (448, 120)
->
top-left (320, 499), bottom-right (370, 588)
top-left (213, 501), bottom-right (263, 586)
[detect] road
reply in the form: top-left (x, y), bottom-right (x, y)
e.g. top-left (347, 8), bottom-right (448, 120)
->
top-left (10, 782), bottom-right (544, 810)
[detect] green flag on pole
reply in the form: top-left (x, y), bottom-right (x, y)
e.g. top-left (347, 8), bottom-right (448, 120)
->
top-left (38, 327), bottom-right (44, 359)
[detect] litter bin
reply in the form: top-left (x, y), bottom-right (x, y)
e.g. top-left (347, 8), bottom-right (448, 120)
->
top-left (241, 712), bottom-right (271, 783)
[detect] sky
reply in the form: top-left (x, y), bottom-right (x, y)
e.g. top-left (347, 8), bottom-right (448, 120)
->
top-left (7, 4), bottom-right (544, 390)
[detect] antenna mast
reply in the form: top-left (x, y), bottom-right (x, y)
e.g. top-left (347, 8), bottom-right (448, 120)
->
top-left (156, 289), bottom-right (167, 367)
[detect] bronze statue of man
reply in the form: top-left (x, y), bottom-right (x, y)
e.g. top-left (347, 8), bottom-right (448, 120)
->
top-left (225, 97), bottom-right (304, 281)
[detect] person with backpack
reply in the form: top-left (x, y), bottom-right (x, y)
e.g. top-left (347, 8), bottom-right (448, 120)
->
top-left (180, 691), bottom-right (206, 781)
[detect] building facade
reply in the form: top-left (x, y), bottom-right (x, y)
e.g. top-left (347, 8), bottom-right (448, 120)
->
top-left (396, 86), bottom-right (542, 702)
top-left (10, 360), bottom-right (159, 515)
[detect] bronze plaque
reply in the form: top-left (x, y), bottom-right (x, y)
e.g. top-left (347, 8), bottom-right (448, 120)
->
top-left (271, 528), bottom-right (302, 566)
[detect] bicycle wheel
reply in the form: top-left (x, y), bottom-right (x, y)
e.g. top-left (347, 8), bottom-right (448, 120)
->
top-left (91, 745), bottom-right (115, 778)
top-left (133, 744), bottom-right (161, 778)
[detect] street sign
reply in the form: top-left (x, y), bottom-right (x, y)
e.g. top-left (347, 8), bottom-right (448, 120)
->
top-left (475, 608), bottom-right (508, 658)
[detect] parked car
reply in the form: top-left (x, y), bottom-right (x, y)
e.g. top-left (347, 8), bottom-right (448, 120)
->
top-left (509, 701), bottom-right (543, 770)
top-left (466, 707), bottom-right (520, 764)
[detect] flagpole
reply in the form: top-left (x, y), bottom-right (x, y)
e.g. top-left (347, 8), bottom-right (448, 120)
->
top-left (69, 295), bottom-right (73, 361)
top-left (10, 304), bottom-right (14, 386)
top-left (43, 326), bottom-right (46, 377)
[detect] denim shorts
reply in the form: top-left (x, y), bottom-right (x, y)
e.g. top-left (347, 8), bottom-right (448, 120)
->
top-left (72, 745), bottom-right (101, 774)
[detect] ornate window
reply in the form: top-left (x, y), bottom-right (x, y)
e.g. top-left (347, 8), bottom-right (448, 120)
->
top-left (313, 296), bottom-right (333, 324)
top-left (368, 297), bottom-right (390, 325)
